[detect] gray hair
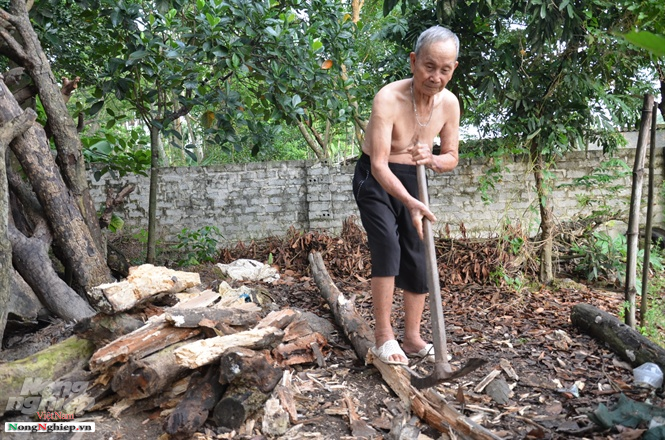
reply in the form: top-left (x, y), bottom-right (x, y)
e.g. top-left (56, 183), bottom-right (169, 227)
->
top-left (414, 26), bottom-right (459, 60)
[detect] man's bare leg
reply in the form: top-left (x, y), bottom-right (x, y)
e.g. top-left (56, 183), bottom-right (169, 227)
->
top-left (401, 290), bottom-right (429, 355)
top-left (371, 276), bottom-right (408, 364)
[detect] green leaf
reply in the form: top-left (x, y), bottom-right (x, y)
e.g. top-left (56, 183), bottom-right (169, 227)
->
top-left (128, 50), bottom-right (149, 61)
top-left (622, 31), bottom-right (665, 57)
top-left (88, 100), bottom-right (105, 116)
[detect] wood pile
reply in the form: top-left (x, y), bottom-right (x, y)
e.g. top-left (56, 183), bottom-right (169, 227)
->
top-left (1, 263), bottom-right (333, 439)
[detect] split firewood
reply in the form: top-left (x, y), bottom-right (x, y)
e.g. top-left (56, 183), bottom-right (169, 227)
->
top-left (165, 305), bottom-right (261, 330)
top-left (273, 331), bottom-right (328, 366)
top-left (274, 371), bottom-right (299, 424)
top-left (0, 336), bottom-right (96, 417)
top-left (474, 369), bottom-right (502, 393)
top-left (89, 316), bottom-right (202, 373)
top-left (111, 341), bottom-right (191, 400)
top-left (571, 303), bottom-right (665, 369)
top-left (499, 359), bottom-right (519, 381)
top-left (309, 251), bottom-right (503, 440)
top-left (174, 326), bottom-right (284, 369)
top-left (256, 308), bottom-right (301, 330)
top-left (163, 365), bottom-right (226, 438)
top-left (261, 396), bottom-right (290, 437)
top-left (345, 392), bottom-right (379, 439)
top-left (90, 264), bottom-right (201, 313)
top-left (219, 348), bottom-right (283, 393)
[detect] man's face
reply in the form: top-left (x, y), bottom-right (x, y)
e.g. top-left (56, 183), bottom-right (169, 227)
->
top-left (410, 40), bottom-right (459, 95)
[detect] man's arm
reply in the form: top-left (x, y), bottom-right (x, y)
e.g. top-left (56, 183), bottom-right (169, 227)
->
top-left (430, 92), bottom-right (460, 174)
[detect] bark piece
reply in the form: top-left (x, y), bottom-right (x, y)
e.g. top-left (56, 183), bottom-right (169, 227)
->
top-left (309, 251), bottom-right (503, 439)
top-left (89, 316), bottom-right (201, 372)
top-left (90, 264), bottom-right (201, 312)
top-left (111, 341), bottom-right (191, 400)
top-left (163, 365), bottom-right (226, 438)
top-left (174, 326), bottom-right (284, 369)
top-left (0, 336), bottom-right (95, 417)
top-left (571, 303), bottom-right (665, 369)
top-left (219, 348), bottom-right (282, 393)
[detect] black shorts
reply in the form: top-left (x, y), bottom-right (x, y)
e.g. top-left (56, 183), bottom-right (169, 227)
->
top-left (353, 153), bottom-right (427, 293)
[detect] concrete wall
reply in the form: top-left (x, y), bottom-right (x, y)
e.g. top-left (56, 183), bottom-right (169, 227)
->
top-left (89, 132), bottom-right (664, 244)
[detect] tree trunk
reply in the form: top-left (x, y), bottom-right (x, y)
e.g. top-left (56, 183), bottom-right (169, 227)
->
top-left (625, 94), bottom-right (653, 328)
top-left (0, 108), bottom-right (33, 344)
top-left (571, 303), bottom-right (665, 371)
top-left (9, 268), bottom-right (49, 321)
top-left (0, 2), bottom-right (105, 255)
top-left (0, 78), bottom-right (113, 297)
top-left (530, 147), bottom-right (554, 284)
top-left (147, 124), bottom-right (160, 263)
top-left (8, 223), bottom-right (96, 321)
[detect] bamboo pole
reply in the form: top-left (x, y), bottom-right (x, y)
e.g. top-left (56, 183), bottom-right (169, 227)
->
top-left (640, 103), bottom-right (659, 328)
top-left (625, 94), bottom-right (653, 328)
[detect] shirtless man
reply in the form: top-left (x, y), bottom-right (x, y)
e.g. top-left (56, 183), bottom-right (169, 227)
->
top-left (352, 26), bottom-right (460, 365)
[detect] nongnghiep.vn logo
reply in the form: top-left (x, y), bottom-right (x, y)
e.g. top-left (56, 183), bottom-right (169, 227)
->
top-left (4, 422), bottom-right (95, 433)
top-left (3, 377), bottom-right (90, 416)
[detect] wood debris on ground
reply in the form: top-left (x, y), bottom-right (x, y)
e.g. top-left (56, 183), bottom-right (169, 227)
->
top-left (2, 217), bottom-right (665, 439)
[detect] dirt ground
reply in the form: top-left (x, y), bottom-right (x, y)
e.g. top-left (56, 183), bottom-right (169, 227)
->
top-left (1, 224), bottom-right (664, 440)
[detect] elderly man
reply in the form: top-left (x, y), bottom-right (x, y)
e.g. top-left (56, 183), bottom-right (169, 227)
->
top-left (353, 26), bottom-right (460, 365)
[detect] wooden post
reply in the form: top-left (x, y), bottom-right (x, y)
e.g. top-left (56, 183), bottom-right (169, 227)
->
top-left (625, 94), bottom-right (653, 328)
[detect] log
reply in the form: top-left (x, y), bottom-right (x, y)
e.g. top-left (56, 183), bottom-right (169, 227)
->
top-left (219, 348), bottom-right (283, 393)
top-left (174, 326), bottom-right (284, 369)
top-left (308, 251), bottom-right (503, 440)
top-left (89, 264), bottom-right (201, 313)
top-left (89, 316), bottom-right (202, 372)
top-left (571, 303), bottom-right (665, 370)
top-left (211, 383), bottom-right (270, 431)
top-left (165, 306), bottom-right (261, 329)
top-left (73, 313), bottom-right (145, 346)
top-left (308, 252), bottom-right (373, 360)
top-left (111, 341), bottom-right (191, 400)
top-left (0, 336), bottom-right (96, 417)
top-left (163, 365), bottom-right (226, 438)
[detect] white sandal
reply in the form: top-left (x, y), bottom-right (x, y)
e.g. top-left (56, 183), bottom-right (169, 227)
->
top-left (371, 340), bottom-right (408, 366)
